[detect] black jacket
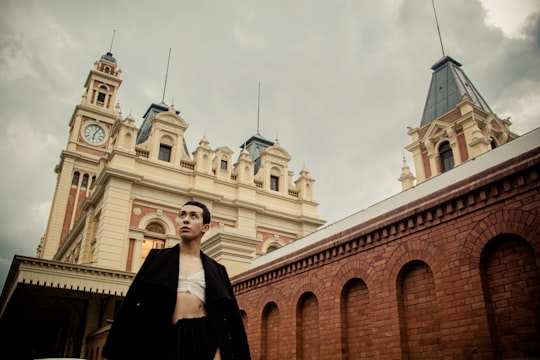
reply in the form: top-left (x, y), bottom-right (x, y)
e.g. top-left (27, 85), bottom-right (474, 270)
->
top-left (102, 244), bottom-right (251, 360)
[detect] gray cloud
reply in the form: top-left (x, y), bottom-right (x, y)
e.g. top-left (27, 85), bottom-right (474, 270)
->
top-left (0, 0), bottom-right (538, 289)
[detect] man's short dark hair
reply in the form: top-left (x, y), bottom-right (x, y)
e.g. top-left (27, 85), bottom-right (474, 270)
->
top-left (182, 200), bottom-right (211, 225)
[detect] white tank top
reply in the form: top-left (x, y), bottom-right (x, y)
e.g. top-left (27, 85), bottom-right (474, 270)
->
top-left (177, 268), bottom-right (206, 303)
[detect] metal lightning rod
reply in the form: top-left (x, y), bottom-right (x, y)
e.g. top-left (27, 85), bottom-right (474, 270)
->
top-left (109, 29), bottom-right (116, 53)
top-left (162, 48), bottom-right (171, 103)
top-left (431, 0), bottom-right (446, 57)
top-left (257, 81), bottom-right (261, 135)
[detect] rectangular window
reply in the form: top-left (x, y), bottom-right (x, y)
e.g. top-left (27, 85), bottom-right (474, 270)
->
top-left (221, 159), bottom-right (228, 170)
top-left (159, 144), bottom-right (172, 162)
top-left (270, 175), bottom-right (279, 191)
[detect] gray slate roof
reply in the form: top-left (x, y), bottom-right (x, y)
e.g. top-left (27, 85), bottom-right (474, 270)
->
top-left (420, 56), bottom-right (492, 126)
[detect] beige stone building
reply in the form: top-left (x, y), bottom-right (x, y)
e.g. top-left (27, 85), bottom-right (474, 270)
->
top-left (399, 56), bottom-right (518, 190)
top-left (0, 51), bottom-right (324, 359)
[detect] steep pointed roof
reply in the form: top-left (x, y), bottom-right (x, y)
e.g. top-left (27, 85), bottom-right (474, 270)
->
top-left (420, 55), bottom-right (492, 126)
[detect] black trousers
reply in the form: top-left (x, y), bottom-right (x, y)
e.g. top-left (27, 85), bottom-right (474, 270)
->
top-left (168, 316), bottom-right (218, 360)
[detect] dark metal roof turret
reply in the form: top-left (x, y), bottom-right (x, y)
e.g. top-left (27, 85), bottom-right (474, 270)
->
top-left (420, 55), bottom-right (492, 126)
top-left (101, 51), bottom-right (117, 64)
top-left (240, 133), bottom-right (274, 174)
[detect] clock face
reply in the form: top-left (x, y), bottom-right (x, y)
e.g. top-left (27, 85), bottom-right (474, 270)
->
top-left (83, 124), bottom-right (106, 144)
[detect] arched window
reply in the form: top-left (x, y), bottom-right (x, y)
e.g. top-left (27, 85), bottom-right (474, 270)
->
top-left (220, 157), bottom-right (228, 170)
top-left (141, 222), bottom-right (166, 260)
top-left (159, 144), bottom-right (172, 162)
top-left (72, 172), bottom-right (80, 186)
top-left (270, 175), bottom-right (279, 191)
top-left (270, 167), bottom-right (282, 191)
top-left (490, 138), bottom-right (498, 149)
top-left (97, 85), bottom-right (108, 103)
top-left (159, 135), bottom-right (174, 162)
top-left (81, 174), bottom-right (89, 189)
top-left (439, 141), bottom-right (454, 173)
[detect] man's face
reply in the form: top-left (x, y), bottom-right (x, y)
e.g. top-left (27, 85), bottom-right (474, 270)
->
top-left (179, 204), bottom-right (209, 241)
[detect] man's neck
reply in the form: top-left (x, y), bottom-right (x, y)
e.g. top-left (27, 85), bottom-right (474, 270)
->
top-left (179, 238), bottom-right (201, 257)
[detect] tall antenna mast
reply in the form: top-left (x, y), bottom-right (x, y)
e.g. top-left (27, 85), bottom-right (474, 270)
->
top-left (109, 29), bottom-right (116, 53)
top-left (162, 48), bottom-right (171, 103)
top-left (257, 81), bottom-right (261, 135)
top-left (431, 0), bottom-right (446, 57)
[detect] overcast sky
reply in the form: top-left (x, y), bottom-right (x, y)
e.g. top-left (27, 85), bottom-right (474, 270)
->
top-left (0, 0), bottom-right (539, 290)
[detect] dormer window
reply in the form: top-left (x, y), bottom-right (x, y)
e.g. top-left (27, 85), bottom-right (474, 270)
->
top-left (159, 144), bottom-right (172, 162)
top-left (439, 141), bottom-right (454, 173)
top-left (270, 175), bottom-right (279, 191)
top-left (221, 159), bottom-right (228, 170)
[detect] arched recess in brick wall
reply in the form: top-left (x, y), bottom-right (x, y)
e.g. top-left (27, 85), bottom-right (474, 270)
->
top-left (340, 278), bottom-right (371, 359)
top-left (397, 260), bottom-right (443, 359)
top-left (252, 285), bottom-right (289, 322)
top-left (332, 258), bottom-right (377, 292)
top-left (296, 292), bottom-right (319, 360)
top-left (459, 208), bottom-right (540, 271)
top-left (261, 302), bottom-right (280, 360)
top-left (479, 234), bottom-right (540, 358)
top-left (382, 239), bottom-right (449, 292)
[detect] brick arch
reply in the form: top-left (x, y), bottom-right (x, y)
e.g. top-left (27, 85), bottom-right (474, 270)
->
top-left (235, 293), bottom-right (255, 317)
top-left (290, 273), bottom-right (328, 306)
top-left (332, 258), bottom-right (376, 297)
top-left (383, 239), bottom-right (449, 292)
top-left (459, 208), bottom-right (540, 270)
top-left (252, 284), bottom-right (291, 319)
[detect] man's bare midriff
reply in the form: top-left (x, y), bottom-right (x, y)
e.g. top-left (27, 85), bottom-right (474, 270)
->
top-left (171, 292), bottom-right (207, 323)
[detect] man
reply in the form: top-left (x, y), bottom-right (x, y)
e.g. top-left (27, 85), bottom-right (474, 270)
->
top-left (103, 201), bottom-right (251, 360)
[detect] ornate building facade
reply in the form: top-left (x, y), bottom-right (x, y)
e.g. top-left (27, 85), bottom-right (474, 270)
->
top-left (0, 51), bottom-right (324, 359)
top-left (1, 49), bottom-right (538, 359)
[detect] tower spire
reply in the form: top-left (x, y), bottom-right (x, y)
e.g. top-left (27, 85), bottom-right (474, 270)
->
top-left (431, 0), bottom-right (446, 57)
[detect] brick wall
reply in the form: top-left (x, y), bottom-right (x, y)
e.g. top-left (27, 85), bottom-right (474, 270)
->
top-left (233, 148), bottom-right (540, 359)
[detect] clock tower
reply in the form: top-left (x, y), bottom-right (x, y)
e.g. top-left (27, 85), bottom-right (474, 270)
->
top-left (38, 52), bottom-right (122, 260)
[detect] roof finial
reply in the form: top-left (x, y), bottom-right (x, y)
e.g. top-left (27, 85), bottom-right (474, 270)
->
top-left (162, 48), bottom-right (172, 103)
top-left (431, 0), bottom-right (446, 57)
top-left (109, 29), bottom-right (116, 53)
